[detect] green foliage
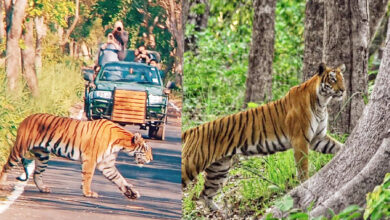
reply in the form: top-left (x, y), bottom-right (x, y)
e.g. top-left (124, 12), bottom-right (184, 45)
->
top-left (0, 60), bottom-right (84, 166)
top-left (90, 0), bottom-right (174, 68)
top-left (183, 0), bottom-right (305, 129)
top-left (275, 195), bottom-right (294, 212)
top-left (272, 0), bottom-right (305, 99)
top-left (364, 173), bottom-right (390, 220)
top-left (266, 194), bottom-right (362, 220)
top-left (27, 0), bottom-right (75, 27)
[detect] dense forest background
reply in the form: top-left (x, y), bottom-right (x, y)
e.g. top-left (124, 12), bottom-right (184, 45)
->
top-left (183, 0), bottom-right (305, 127)
top-left (182, 0), bottom-right (389, 219)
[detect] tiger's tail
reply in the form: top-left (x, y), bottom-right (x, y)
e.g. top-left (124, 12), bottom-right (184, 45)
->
top-left (0, 149), bottom-right (20, 183)
top-left (1, 120), bottom-right (33, 182)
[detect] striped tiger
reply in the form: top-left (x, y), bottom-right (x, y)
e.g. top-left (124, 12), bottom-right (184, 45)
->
top-left (182, 63), bottom-right (346, 210)
top-left (0, 113), bottom-right (153, 199)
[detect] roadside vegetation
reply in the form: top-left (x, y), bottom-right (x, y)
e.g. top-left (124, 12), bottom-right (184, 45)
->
top-left (0, 59), bottom-right (84, 166)
top-left (182, 0), bottom-right (387, 218)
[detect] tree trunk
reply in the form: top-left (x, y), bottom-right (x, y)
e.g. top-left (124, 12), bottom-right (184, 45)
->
top-left (158, 0), bottom-right (184, 87)
top-left (21, 19), bottom-right (39, 97)
top-left (0, 0), bottom-right (5, 44)
top-left (34, 16), bottom-right (46, 72)
top-left (369, 13), bottom-right (388, 57)
top-left (302, 0), bottom-right (324, 81)
top-left (244, 0), bottom-right (276, 107)
top-left (60, 0), bottom-right (79, 50)
top-left (5, 0), bottom-right (27, 92)
top-left (185, 0), bottom-right (209, 51)
top-left (323, 0), bottom-right (369, 134)
top-left (369, 0), bottom-right (389, 43)
top-left (267, 16), bottom-right (390, 219)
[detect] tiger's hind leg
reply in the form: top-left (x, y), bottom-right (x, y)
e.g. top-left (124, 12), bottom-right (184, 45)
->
top-left (200, 156), bottom-right (233, 211)
top-left (31, 149), bottom-right (51, 193)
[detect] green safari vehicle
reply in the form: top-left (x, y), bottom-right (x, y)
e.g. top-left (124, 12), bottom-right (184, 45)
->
top-left (83, 60), bottom-right (172, 140)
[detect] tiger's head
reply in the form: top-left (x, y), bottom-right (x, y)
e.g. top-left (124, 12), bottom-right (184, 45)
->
top-left (125, 133), bottom-right (153, 167)
top-left (318, 62), bottom-right (346, 100)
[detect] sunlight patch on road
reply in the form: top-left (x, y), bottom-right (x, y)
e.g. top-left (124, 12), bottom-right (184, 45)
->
top-left (0, 161), bottom-right (35, 214)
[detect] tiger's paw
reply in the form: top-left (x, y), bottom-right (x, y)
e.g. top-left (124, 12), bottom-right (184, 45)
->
top-left (39, 186), bottom-right (51, 193)
top-left (198, 195), bottom-right (221, 212)
top-left (123, 186), bottom-right (140, 199)
top-left (84, 191), bottom-right (99, 198)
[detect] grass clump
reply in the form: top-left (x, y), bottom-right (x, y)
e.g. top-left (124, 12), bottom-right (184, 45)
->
top-left (0, 59), bottom-right (84, 166)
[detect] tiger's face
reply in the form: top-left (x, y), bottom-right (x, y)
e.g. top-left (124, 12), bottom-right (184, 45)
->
top-left (129, 133), bottom-right (153, 167)
top-left (318, 63), bottom-right (346, 100)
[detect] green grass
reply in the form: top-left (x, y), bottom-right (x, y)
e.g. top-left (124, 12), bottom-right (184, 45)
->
top-left (182, 144), bottom-right (342, 218)
top-left (0, 59), bottom-right (84, 166)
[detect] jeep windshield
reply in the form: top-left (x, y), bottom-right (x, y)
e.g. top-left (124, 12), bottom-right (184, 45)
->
top-left (99, 64), bottom-right (161, 86)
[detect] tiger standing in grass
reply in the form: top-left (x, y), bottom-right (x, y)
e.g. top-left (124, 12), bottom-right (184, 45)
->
top-left (182, 63), bottom-right (346, 210)
top-left (0, 113), bottom-right (153, 200)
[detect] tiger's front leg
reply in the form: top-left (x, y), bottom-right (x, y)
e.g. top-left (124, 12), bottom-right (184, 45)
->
top-left (311, 134), bottom-right (344, 154)
top-left (97, 156), bottom-right (140, 199)
top-left (292, 137), bottom-right (310, 182)
top-left (81, 159), bottom-right (98, 198)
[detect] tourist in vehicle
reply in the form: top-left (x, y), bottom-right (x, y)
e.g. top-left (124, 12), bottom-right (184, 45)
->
top-left (93, 21), bottom-right (128, 74)
top-left (135, 45), bottom-right (151, 63)
top-left (149, 58), bottom-right (158, 68)
top-left (112, 21), bottom-right (128, 61)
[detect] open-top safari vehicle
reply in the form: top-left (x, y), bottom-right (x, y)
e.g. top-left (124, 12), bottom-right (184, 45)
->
top-left (82, 50), bottom-right (173, 140)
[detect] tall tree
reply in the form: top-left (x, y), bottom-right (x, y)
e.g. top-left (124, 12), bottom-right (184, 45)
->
top-left (60, 0), bottom-right (79, 51)
top-left (302, 0), bottom-right (324, 81)
top-left (34, 16), bottom-right (46, 71)
top-left (185, 0), bottom-right (209, 51)
top-left (0, 1), bottom-right (5, 44)
top-left (323, 0), bottom-right (369, 134)
top-left (158, 0), bottom-right (184, 87)
top-left (5, 0), bottom-right (28, 92)
top-left (302, 0), bottom-right (389, 133)
top-left (244, 0), bottom-right (276, 106)
top-left (267, 17), bottom-right (390, 218)
top-left (21, 19), bottom-right (39, 97)
top-left (369, 0), bottom-right (390, 43)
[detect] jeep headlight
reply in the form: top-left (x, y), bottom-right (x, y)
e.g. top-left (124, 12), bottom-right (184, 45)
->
top-left (95, 91), bottom-right (112, 99)
top-left (149, 95), bottom-right (163, 104)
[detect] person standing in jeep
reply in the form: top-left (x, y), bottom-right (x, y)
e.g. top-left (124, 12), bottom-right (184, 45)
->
top-left (93, 21), bottom-right (129, 74)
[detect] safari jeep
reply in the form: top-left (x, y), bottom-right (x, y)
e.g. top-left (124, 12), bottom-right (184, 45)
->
top-left (83, 60), bottom-right (171, 140)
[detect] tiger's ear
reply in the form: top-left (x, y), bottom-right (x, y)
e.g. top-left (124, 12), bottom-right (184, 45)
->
top-left (338, 64), bottom-right (346, 73)
top-left (318, 62), bottom-right (327, 76)
top-left (132, 133), bottom-right (142, 144)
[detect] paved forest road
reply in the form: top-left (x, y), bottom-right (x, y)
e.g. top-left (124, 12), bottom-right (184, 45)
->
top-left (0, 115), bottom-right (182, 219)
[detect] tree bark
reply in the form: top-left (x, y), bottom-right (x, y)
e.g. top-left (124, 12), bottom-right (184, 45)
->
top-left (244, 0), bottom-right (276, 106)
top-left (5, 0), bottom-right (27, 92)
top-left (21, 19), bottom-right (39, 97)
top-left (185, 0), bottom-right (209, 51)
top-left (0, 0), bottom-right (5, 44)
top-left (34, 16), bottom-right (46, 72)
top-left (324, 0), bottom-right (369, 134)
top-left (267, 16), bottom-right (390, 218)
top-left (60, 0), bottom-right (79, 50)
top-left (302, 0), bottom-right (324, 81)
top-left (369, 0), bottom-right (389, 43)
top-left (369, 13), bottom-right (388, 57)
